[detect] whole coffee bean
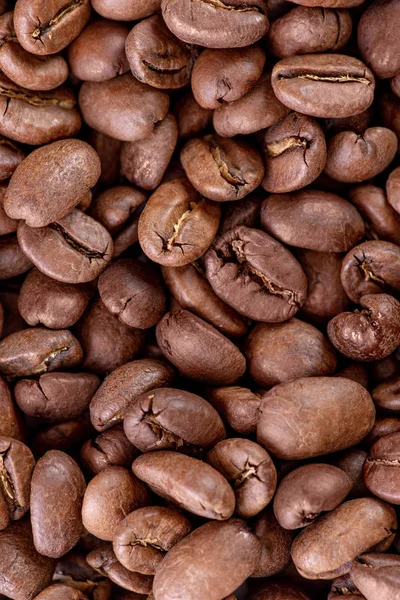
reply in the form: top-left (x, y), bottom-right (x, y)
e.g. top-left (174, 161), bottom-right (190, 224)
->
top-left (213, 72), bottom-right (289, 137)
top-left (86, 546), bottom-right (153, 594)
top-left (133, 451), bottom-right (235, 519)
top-left (5, 139), bottom-right (101, 228)
top-left (0, 519), bottom-right (55, 600)
top-left (371, 355), bottom-right (400, 384)
top-left (0, 437), bottom-right (34, 530)
top-left (333, 448), bottom-right (369, 500)
top-left (181, 135), bottom-right (264, 202)
top-left (291, 498), bottom-right (397, 580)
top-left (296, 249), bottom-right (350, 325)
top-left (251, 508), bottom-right (292, 578)
top-left (123, 387), bottom-right (226, 453)
top-left (161, 0), bottom-right (269, 49)
top-left (257, 377), bottom-right (375, 460)
top-left (88, 129), bottom-right (122, 187)
top-left (325, 107), bottom-right (373, 137)
top-left (18, 268), bottom-right (93, 329)
top-left (381, 92), bottom-right (400, 152)
top-left (0, 234), bottom-right (32, 280)
top-left (121, 113), bottom-right (178, 191)
top-left (174, 90), bottom-right (213, 139)
top-left (386, 166), bottom-right (400, 214)
top-left (32, 414), bottom-right (94, 456)
top-left (18, 210), bottom-right (113, 284)
top-left (191, 46), bottom-right (266, 110)
top-left (324, 127), bottom-right (397, 183)
top-left (267, 6), bottom-right (352, 58)
top-left (273, 464), bottom-right (352, 530)
top-left (206, 386), bottom-right (261, 435)
top-left (0, 140), bottom-right (24, 183)
top-left (80, 425), bottom-right (138, 475)
top-left (366, 417), bottom-right (400, 447)
top-left (91, 0), bottom-right (161, 21)
top-left (261, 190), bottom-right (365, 252)
top-left (13, 0), bottom-right (91, 55)
top-left (261, 112), bottom-right (326, 193)
top-left (328, 574), bottom-right (365, 600)
top-left (0, 376), bottom-right (23, 440)
top-left (76, 298), bottom-right (145, 375)
top-left (363, 432), bottom-right (400, 504)
top-left (156, 310), bottom-right (246, 385)
top-left (245, 319), bottom-right (337, 389)
top-left (69, 20), bottom-right (129, 82)
top-left (82, 466), bottom-right (150, 541)
top-left (89, 186), bottom-right (146, 239)
top-left (33, 584), bottom-right (88, 600)
top-left (90, 359), bottom-right (175, 432)
top-left (14, 372), bottom-right (100, 422)
top-left (247, 582), bottom-right (311, 600)
top-left (206, 438), bottom-right (277, 519)
top-left (336, 363), bottom-right (369, 389)
top-left (350, 185), bottom-right (400, 246)
top-left (205, 226), bottom-right (307, 322)
top-left (153, 519), bottom-right (261, 600)
top-left (372, 375), bottom-right (400, 412)
top-left (0, 328), bottom-right (82, 378)
top-left (0, 191), bottom-right (18, 234)
top-left (139, 179), bottom-right (220, 267)
top-left (328, 294), bottom-right (400, 361)
top-left (30, 450), bottom-right (86, 558)
top-left (271, 54), bottom-right (375, 118)
top-left (219, 195), bottom-right (262, 234)
top-left (350, 552), bottom-right (400, 600)
top-left (79, 75), bottom-right (169, 142)
top-left (113, 506), bottom-right (192, 575)
top-left (98, 259), bottom-right (166, 330)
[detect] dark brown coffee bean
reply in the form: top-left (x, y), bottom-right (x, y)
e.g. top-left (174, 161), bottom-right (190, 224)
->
top-left (328, 574), bottom-right (364, 600)
top-left (32, 414), bottom-right (94, 456)
top-left (90, 358), bottom-right (175, 432)
top-left (173, 90), bottom-right (213, 139)
top-left (258, 377), bottom-right (375, 460)
top-left (0, 234), bottom-right (32, 280)
top-left (80, 425), bottom-right (138, 475)
top-left (364, 432), bottom-right (400, 504)
top-left (14, 372), bottom-right (99, 422)
top-left (88, 129), bottom-right (122, 187)
top-left (153, 519), bottom-right (261, 600)
top-left (79, 75), bottom-right (169, 142)
top-left (191, 46), bottom-right (265, 110)
top-left (82, 466), bottom-right (150, 541)
top-left (0, 437), bottom-right (34, 531)
top-left (86, 546), bottom-right (153, 595)
top-left (18, 210), bottom-right (113, 284)
top-left (291, 498), bottom-right (397, 580)
top-left (0, 327), bottom-right (82, 378)
top-left (382, 92), bottom-right (400, 153)
top-left (328, 294), bottom-right (400, 361)
top-left (123, 387), bottom-right (226, 453)
top-left (34, 584), bottom-right (89, 600)
top-left (261, 190), bottom-right (365, 252)
top-left (371, 355), bottom-right (400, 384)
top-left (13, 0), bottom-right (91, 55)
top-left (350, 185), bottom-right (400, 246)
top-left (272, 54), bottom-right (375, 118)
top-left (161, 0), bottom-right (269, 48)
top-left (91, 0), bottom-right (161, 21)
top-left (251, 508), bottom-right (292, 578)
top-left (366, 417), bottom-right (400, 448)
top-left (206, 386), bottom-right (261, 435)
top-left (261, 112), bottom-right (327, 193)
top-left (267, 6), bottom-right (352, 58)
top-left (181, 135), bottom-right (264, 202)
top-left (89, 186), bottom-right (146, 238)
top-left (219, 195), bottom-right (261, 234)
top-left (156, 310), bottom-right (246, 385)
top-left (350, 552), bottom-right (400, 600)
top-left (76, 298), bottom-right (146, 375)
top-left (5, 139), bottom-right (100, 228)
top-left (372, 375), bottom-right (400, 412)
top-left (133, 451), bottom-right (235, 519)
top-left (333, 448), bottom-right (369, 500)
top-left (245, 319), bottom-right (337, 388)
top-left (0, 376), bottom-right (24, 440)
top-left (18, 268), bottom-right (93, 329)
top-left (336, 363), bottom-right (369, 389)
top-left (0, 140), bottom-right (24, 184)
top-left (386, 166), bottom-right (400, 214)
top-left (31, 450), bottom-right (86, 558)
top-left (325, 107), bottom-right (373, 137)
top-left (247, 581), bottom-right (311, 600)
top-left (0, 184), bottom-right (20, 230)
top-left (205, 226), bottom-right (307, 322)
top-left (113, 506), bottom-right (192, 575)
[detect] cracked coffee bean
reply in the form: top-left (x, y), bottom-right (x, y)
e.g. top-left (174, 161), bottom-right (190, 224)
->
top-left (206, 386), bottom-right (261, 435)
top-left (364, 432), bottom-right (400, 504)
top-left (80, 424), bottom-right (138, 475)
top-left (0, 437), bottom-right (35, 531)
top-left (350, 552), bottom-right (400, 600)
top-left (350, 185), bottom-right (400, 247)
top-left (86, 545), bottom-right (153, 594)
top-left (251, 508), bottom-right (292, 578)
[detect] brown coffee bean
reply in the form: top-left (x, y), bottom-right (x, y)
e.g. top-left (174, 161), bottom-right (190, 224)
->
top-left (350, 185), bottom-right (400, 246)
top-left (251, 508), bottom-right (292, 578)
top-left (366, 417), bottom-right (400, 448)
top-left (386, 166), bottom-right (400, 214)
top-left (89, 186), bottom-right (146, 238)
top-left (0, 234), bottom-right (32, 280)
top-left (113, 506), bottom-right (192, 575)
top-left (88, 129), bottom-right (122, 187)
top-left (0, 437), bottom-right (34, 531)
top-left (363, 432), bottom-right (400, 504)
top-left (333, 448), bottom-right (371, 500)
top-left (350, 552), bottom-right (400, 600)
top-left (0, 376), bottom-right (24, 440)
top-left (257, 377), bottom-right (375, 460)
top-left (33, 584), bottom-right (89, 600)
top-left (0, 140), bottom-right (24, 184)
top-left (91, 0), bottom-right (161, 21)
top-left (174, 91), bottom-right (213, 139)
top-left (80, 425), bottom-right (138, 475)
top-left (291, 498), bottom-right (397, 579)
top-left (336, 363), bottom-right (369, 389)
top-left (32, 415), bottom-right (94, 456)
top-left (206, 386), bottom-right (261, 435)
top-left (247, 581), bottom-right (311, 600)
top-left (272, 54), bottom-right (375, 118)
top-left (0, 184), bottom-right (20, 232)
top-left (381, 92), bottom-right (400, 153)
top-left (372, 375), bottom-right (400, 412)
top-left (325, 107), bottom-right (373, 137)
top-left (86, 546), bottom-right (153, 595)
top-left (328, 574), bottom-right (364, 600)
top-left (219, 195), bottom-right (262, 234)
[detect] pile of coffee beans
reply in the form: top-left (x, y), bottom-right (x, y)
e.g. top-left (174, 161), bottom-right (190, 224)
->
top-left (0, 0), bottom-right (400, 599)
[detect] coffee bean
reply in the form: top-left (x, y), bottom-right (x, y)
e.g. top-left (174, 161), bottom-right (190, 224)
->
top-left (333, 448), bottom-right (370, 500)
top-left (32, 415), bottom-right (94, 456)
top-left (366, 417), bottom-right (400, 447)
top-left (247, 582), bottom-right (311, 600)
top-left (33, 584), bottom-right (89, 600)
top-left (350, 552), bottom-right (400, 600)
top-left (0, 234), bottom-right (32, 280)
top-left (91, 0), bottom-right (161, 21)
top-left (206, 386), bottom-right (261, 435)
top-left (328, 574), bottom-right (364, 600)
top-left (386, 166), bottom-right (400, 214)
top-left (251, 508), bottom-right (292, 578)
top-left (372, 375), bottom-right (400, 412)
top-left (0, 437), bottom-right (34, 531)
top-left (0, 140), bottom-right (24, 184)
top-left (87, 129), bottom-right (121, 187)
top-left (219, 195), bottom-right (262, 234)
top-left (174, 91), bottom-right (213, 139)
top-left (325, 107), bottom-right (373, 137)
top-left (0, 376), bottom-right (24, 440)
top-left (86, 545), bottom-right (153, 594)
top-left (364, 432), bottom-right (400, 504)
top-left (350, 185), bottom-right (400, 246)
top-left (336, 363), bottom-right (369, 389)
top-left (80, 424), bottom-right (138, 475)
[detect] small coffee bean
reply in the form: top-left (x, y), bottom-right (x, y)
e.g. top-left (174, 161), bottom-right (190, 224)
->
top-left (364, 432), bottom-right (400, 504)
top-left (0, 140), bottom-right (24, 183)
top-left (91, 0), bottom-right (161, 21)
top-left (251, 508), bottom-right (292, 578)
top-left (0, 437), bottom-right (34, 531)
top-left (32, 415), bottom-right (94, 456)
top-left (336, 363), bottom-right (369, 389)
top-left (0, 234), bottom-right (32, 280)
top-left (247, 582), bottom-right (311, 600)
top-left (366, 417), bottom-right (400, 447)
top-left (386, 166), bottom-right (400, 214)
top-left (350, 552), bottom-right (400, 600)
top-left (80, 424), bottom-right (138, 475)
top-left (219, 195), bottom-right (262, 234)
top-left (206, 386), bottom-right (261, 435)
top-left (325, 107), bottom-right (373, 137)
top-left (88, 129), bottom-right (122, 187)
top-left (0, 376), bottom-right (24, 440)
top-left (33, 584), bottom-right (89, 600)
top-left (333, 448), bottom-right (370, 500)
top-left (372, 375), bottom-right (400, 412)
top-left (350, 185), bottom-right (400, 246)
top-left (174, 90), bottom-right (213, 139)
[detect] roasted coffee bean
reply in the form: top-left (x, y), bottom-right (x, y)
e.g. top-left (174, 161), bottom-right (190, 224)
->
top-left (0, 328), bottom-right (82, 378)
top-left (191, 46), bottom-right (265, 110)
top-left (87, 129), bottom-right (121, 187)
top-left (257, 377), bottom-right (375, 460)
top-left (80, 425), bottom-right (138, 475)
top-left (245, 319), bottom-right (337, 388)
top-left (14, 372), bottom-right (99, 422)
top-left (272, 54), bottom-right (375, 119)
top-left (291, 498), bottom-right (397, 580)
top-left (91, 0), bottom-right (161, 21)
top-left (79, 75), bottom-right (169, 142)
top-left (18, 268), bottom-right (93, 329)
top-left (205, 226), bottom-right (307, 322)
top-left (247, 581), bottom-right (311, 600)
top-left (54, 548), bottom-right (114, 597)
top-left (133, 451), bottom-right (235, 519)
top-left (123, 387), bottom-right (226, 453)
top-left (267, 6), bottom-right (352, 58)
top-left (0, 185), bottom-right (19, 234)
top-left (0, 376), bottom-right (23, 440)
top-left (328, 294), bottom-right (400, 361)
top-left (372, 375), bottom-right (400, 412)
top-left (156, 310), bottom-right (246, 385)
top-left (381, 92), bottom-right (400, 152)
top-left (387, 166), bottom-right (400, 214)
top-left (30, 450), bottom-right (86, 558)
top-left (161, 0), bottom-right (269, 49)
top-left (5, 139), bottom-right (100, 228)
top-left (0, 141), bottom-right (24, 184)
top-left (363, 432), bottom-right (400, 504)
top-left (260, 190), bottom-right (365, 252)
top-left (219, 195), bottom-right (262, 234)
top-left (32, 415), bottom-right (94, 455)
top-left (206, 386), bottom-right (261, 435)
top-left (0, 437), bottom-right (34, 530)
top-left (251, 508), bottom-right (292, 578)
top-left (371, 355), bottom-right (400, 384)
top-left (336, 363), bottom-right (369, 389)
top-left (89, 186), bottom-right (146, 239)
top-left (325, 107), bottom-right (373, 137)
top-left (174, 90), bottom-right (213, 139)
top-left (328, 574), bottom-right (364, 600)
top-left (153, 519), bottom-right (261, 600)
top-left (33, 584), bottom-right (89, 600)
top-left (0, 234), bottom-right (32, 280)
top-left (113, 506), bottom-right (192, 575)
top-left (82, 466), bottom-right (150, 541)
top-left (350, 552), bottom-right (400, 600)
top-left (13, 0), bottom-right (91, 55)
top-left (86, 546), bottom-right (153, 595)
top-left (366, 417), bottom-right (400, 447)
top-left (181, 135), bottom-right (264, 202)
top-left (18, 210), bottom-right (113, 284)
top-left (333, 449), bottom-right (369, 501)
top-left (350, 185), bottom-right (400, 246)
top-left (261, 112), bottom-right (326, 193)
